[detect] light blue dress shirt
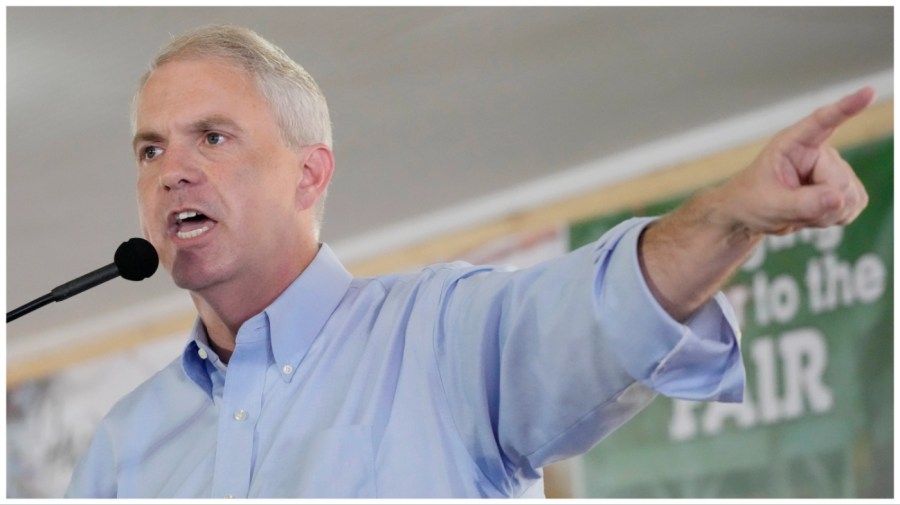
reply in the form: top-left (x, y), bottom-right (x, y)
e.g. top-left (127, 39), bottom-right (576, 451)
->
top-left (66, 217), bottom-right (744, 498)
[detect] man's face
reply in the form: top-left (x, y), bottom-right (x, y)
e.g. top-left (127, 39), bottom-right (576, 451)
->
top-left (134, 58), bottom-right (306, 292)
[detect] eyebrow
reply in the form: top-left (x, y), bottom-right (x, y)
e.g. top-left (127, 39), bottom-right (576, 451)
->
top-left (132, 131), bottom-right (164, 154)
top-left (132, 115), bottom-right (244, 153)
top-left (191, 115), bottom-right (244, 135)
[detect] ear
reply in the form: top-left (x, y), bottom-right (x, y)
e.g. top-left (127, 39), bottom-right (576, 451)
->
top-left (295, 144), bottom-right (334, 211)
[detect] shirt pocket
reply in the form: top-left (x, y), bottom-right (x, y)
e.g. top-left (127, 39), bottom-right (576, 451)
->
top-left (254, 424), bottom-right (377, 497)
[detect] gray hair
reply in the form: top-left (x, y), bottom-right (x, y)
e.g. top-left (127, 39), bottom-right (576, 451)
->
top-left (132, 24), bottom-right (333, 232)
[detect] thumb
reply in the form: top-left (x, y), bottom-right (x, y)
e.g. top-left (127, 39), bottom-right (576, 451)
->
top-left (783, 185), bottom-right (841, 226)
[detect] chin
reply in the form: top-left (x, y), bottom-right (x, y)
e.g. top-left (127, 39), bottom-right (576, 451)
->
top-left (170, 261), bottom-right (228, 292)
top-left (172, 274), bottom-right (209, 292)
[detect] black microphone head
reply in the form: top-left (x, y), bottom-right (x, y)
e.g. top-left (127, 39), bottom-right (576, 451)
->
top-left (114, 238), bottom-right (159, 281)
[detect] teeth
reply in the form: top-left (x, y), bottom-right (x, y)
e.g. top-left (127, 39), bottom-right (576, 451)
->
top-left (176, 210), bottom-right (201, 224)
top-left (177, 226), bottom-right (210, 239)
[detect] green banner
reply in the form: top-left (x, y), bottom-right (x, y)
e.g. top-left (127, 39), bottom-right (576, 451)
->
top-left (570, 137), bottom-right (893, 498)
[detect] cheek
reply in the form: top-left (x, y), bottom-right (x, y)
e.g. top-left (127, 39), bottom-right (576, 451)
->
top-left (135, 186), bottom-right (153, 224)
top-left (136, 180), bottom-right (163, 237)
top-left (237, 156), bottom-right (295, 200)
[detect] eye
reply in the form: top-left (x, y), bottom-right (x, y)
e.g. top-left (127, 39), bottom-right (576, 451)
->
top-left (205, 132), bottom-right (226, 145)
top-left (141, 145), bottom-right (163, 161)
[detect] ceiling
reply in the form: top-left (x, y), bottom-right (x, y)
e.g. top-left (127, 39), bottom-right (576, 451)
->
top-left (6, 7), bottom-right (893, 345)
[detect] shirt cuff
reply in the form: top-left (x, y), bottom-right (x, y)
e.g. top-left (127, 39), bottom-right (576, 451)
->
top-left (594, 217), bottom-right (745, 403)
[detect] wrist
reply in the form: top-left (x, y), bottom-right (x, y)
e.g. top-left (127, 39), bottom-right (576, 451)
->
top-left (697, 185), bottom-right (765, 253)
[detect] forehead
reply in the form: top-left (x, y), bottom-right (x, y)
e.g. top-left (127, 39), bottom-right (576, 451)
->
top-left (136, 57), bottom-right (270, 125)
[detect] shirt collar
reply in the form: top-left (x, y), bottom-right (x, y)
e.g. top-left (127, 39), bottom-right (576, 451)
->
top-left (181, 243), bottom-right (353, 396)
top-left (182, 321), bottom-right (214, 399)
top-left (265, 243), bottom-right (353, 379)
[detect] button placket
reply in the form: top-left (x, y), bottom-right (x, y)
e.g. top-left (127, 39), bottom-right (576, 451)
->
top-left (211, 321), bottom-right (269, 499)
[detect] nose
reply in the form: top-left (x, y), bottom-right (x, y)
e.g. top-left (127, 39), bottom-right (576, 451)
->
top-left (158, 144), bottom-right (205, 191)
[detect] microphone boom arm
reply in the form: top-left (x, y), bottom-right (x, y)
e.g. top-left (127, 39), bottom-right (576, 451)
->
top-left (6, 238), bottom-right (158, 323)
top-left (6, 293), bottom-right (55, 323)
top-left (7, 263), bottom-right (120, 323)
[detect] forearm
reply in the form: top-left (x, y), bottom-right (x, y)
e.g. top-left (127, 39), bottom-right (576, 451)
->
top-left (638, 185), bottom-right (763, 322)
top-left (637, 88), bottom-right (875, 323)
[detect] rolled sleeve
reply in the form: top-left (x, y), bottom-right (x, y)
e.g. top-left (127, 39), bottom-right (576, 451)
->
top-left (595, 217), bottom-right (745, 403)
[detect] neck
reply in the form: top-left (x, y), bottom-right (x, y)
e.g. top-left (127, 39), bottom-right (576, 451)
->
top-left (190, 243), bottom-right (319, 363)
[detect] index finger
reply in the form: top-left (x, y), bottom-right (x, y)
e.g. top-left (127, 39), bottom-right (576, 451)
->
top-left (783, 86), bottom-right (876, 148)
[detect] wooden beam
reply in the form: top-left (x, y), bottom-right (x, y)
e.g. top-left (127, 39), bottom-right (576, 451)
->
top-left (348, 100), bottom-right (892, 275)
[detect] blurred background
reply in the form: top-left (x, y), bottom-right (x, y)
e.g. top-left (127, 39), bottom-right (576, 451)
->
top-left (6, 6), bottom-right (893, 498)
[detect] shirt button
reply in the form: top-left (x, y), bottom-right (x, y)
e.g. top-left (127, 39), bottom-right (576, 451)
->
top-left (224, 494), bottom-right (235, 499)
top-left (282, 364), bottom-right (293, 375)
top-left (198, 348), bottom-right (208, 360)
top-left (233, 409), bottom-right (248, 422)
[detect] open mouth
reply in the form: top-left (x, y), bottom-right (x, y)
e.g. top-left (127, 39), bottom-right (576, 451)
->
top-left (174, 210), bottom-right (214, 239)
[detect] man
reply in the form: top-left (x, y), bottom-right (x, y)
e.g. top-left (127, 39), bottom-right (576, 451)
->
top-left (66, 25), bottom-right (873, 498)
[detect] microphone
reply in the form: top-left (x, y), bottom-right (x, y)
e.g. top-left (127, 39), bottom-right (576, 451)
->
top-left (7, 238), bottom-right (159, 323)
